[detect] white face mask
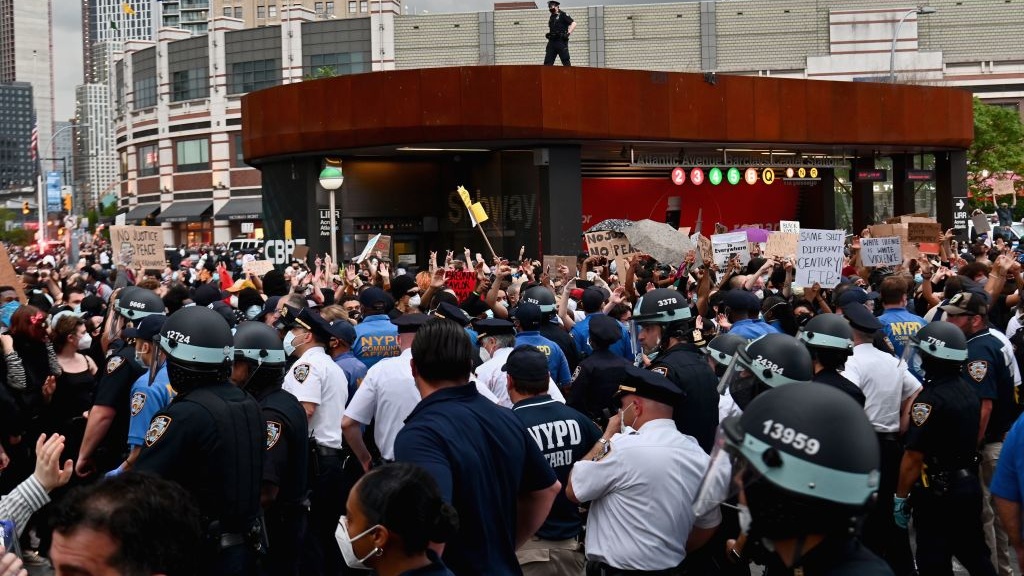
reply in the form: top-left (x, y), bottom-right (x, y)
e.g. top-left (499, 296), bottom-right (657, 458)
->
top-left (408, 294), bottom-right (421, 308)
top-left (229, 295), bottom-right (239, 308)
top-left (620, 402), bottom-right (638, 435)
top-left (335, 516), bottom-right (381, 570)
top-left (78, 333), bottom-right (92, 351)
top-left (283, 330), bottom-right (298, 356)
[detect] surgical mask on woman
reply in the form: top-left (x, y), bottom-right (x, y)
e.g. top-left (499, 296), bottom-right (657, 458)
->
top-left (335, 516), bottom-right (381, 570)
top-left (77, 333), bottom-right (93, 351)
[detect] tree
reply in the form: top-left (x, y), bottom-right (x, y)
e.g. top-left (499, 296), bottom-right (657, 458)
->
top-left (304, 65), bottom-right (337, 81)
top-left (968, 98), bottom-right (1024, 187)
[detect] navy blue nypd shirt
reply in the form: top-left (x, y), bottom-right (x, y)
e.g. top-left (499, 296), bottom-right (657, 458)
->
top-left (512, 394), bottom-right (601, 540)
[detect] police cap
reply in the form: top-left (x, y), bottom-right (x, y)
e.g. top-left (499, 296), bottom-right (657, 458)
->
top-left (432, 301), bottom-right (471, 327)
top-left (475, 318), bottom-right (515, 338)
top-left (392, 313), bottom-right (429, 334)
top-left (723, 290), bottom-right (761, 315)
top-left (512, 301), bottom-right (543, 330)
top-left (940, 291), bottom-right (989, 317)
top-left (589, 314), bottom-right (623, 347)
top-left (292, 308), bottom-right (333, 343)
top-left (123, 314), bottom-right (167, 341)
top-left (327, 319), bottom-right (357, 344)
top-left (502, 345), bottom-right (549, 381)
top-left (359, 287), bottom-right (392, 312)
top-left (841, 302), bottom-right (882, 333)
top-left (614, 365), bottom-right (683, 406)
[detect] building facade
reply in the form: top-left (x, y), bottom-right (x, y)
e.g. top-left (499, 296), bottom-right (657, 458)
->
top-left (0, 82), bottom-right (35, 193)
top-left (159, 0), bottom-right (371, 37)
top-left (116, 0), bottom-right (1023, 247)
top-left (75, 83), bottom-right (119, 213)
top-left (0, 0), bottom-right (56, 174)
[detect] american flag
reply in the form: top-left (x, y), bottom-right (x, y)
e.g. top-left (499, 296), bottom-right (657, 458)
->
top-left (29, 120), bottom-right (38, 162)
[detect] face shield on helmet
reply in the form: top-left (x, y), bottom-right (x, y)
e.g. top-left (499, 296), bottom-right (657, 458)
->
top-left (717, 350), bottom-right (764, 411)
top-left (900, 340), bottom-right (924, 376)
top-left (147, 335), bottom-right (163, 385)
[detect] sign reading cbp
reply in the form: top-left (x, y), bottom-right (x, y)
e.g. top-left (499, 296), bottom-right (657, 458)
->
top-left (794, 229), bottom-right (845, 287)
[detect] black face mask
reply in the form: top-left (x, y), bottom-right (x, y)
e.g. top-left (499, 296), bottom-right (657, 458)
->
top-left (549, 6), bottom-right (557, 12)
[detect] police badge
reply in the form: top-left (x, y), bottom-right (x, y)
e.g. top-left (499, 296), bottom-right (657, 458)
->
top-left (967, 360), bottom-right (989, 383)
top-left (130, 391), bottom-right (147, 416)
top-left (650, 366), bottom-right (669, 377)
top-left (266, 421), bottom-right (283, 449)
top-left (911, 403), bottom-right (932, 426)
top-left (106, 356), bottom-right (124, 374)
top-left (292, 363), bottom-right (310, 383)
top-left (145, 415), bottom-right (172, 446)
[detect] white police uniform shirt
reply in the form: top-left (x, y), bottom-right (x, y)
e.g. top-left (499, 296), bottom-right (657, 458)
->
top-left (841, 343), bottom-right (921, 433)
top-left (990, 326), bottom-right (1023, 388)
top-left (343, 348), bottom-right (421, 460)
top-left (474, 347), bottom-right (567, 408)
top-left (570, 419), bottom-right (720, 570)
top-left (283, 345), bottom-right (348, 449)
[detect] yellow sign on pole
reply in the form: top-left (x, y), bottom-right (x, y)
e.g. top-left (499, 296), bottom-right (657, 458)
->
top-left (284, 219), bottom-right (292, 241)
top-left (456, 186), bottom-right (473, 209)
top-left (470, 202), bottom-right (488, 225)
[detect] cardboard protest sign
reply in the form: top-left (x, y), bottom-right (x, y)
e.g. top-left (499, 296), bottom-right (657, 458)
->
top-left (907, 221), bottom-right (941, 244)
top-left (292, 245), bottom-right (310, 262)
top-left (993, 180), bottom-right (1015, 196)
top-left (972, 213), bottom-right (992, 233)
top-left (243, 259), bottom-right (276, 277)
top-left (779, 220), bottom-right (800, 234)
top-left (918, 242), bottom-right (940, 255)
top-left (109, 225), bottom-right (165, 270)
top-left (543, 255), bottom-right (577, 278)
top-left (355, 233), bottom-right (392, 263)
top-left (692, 233), bottom-right (712, 264)
top-left (710, 231), bottom-right (751, 267)
top-left (583, 230), bottom-right (639, 261)
top-left (0, 244), bottom-right (25, 304)
top-left (444, 269), bottom-right (477, 303)
top-left (765, 232), bottom-right (798, 259)
top-left (860, 237), bottom-right (902, 267)
top-left (794, 229), bottom-right (845, 287)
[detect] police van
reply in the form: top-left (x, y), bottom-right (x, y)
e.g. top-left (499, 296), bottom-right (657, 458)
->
top-left (227, 239), bottom-right (263, 254)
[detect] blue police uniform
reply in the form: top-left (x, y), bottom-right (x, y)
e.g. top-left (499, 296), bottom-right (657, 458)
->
top-left (965, 328), bottom-right (1017, 444)
top-left (394, 384), bottom-right (557, 576)
top-left (569, 314), bottom-right (633, 361)
top-left (353, 314), bottom-right (401, 369)
top-left (878, 307), bottom-right (927, 359)
top-left (511, 394), bottom-right (600, 540)
top-left (517, 331), bottom-right (572, 386)
top-left (127, 365), bottom-right (174, 449)
top-left (727, 318), bottom-right (781, 339)
top-left (332, 351), bottom-right (368, 405)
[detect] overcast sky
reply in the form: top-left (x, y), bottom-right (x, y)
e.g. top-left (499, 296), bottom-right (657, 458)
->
top-left (51, 0), bottom-right (693, 119)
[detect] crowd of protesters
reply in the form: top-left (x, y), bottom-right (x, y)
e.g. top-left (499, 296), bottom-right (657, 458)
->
top-left (0, 221), bottom-right (1021, 576)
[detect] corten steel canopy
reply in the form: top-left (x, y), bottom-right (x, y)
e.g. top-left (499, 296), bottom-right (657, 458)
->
top-left (241, 66), bottom-right (973, 162)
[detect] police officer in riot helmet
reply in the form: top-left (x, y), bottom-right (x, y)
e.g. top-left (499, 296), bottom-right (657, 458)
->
top-left (894, 321), bottom-right (996, 575)
top-left (523, 284), bottom-right (579, 372)
top-left (135, 306), bottom-right (264, 576)
top-left (116, 286), bottom-right (165, 321)
top-left (694, 384), bottom-right (890, 574)
top-left (798, 314), bottom-right (867, 406)
top-left (232, 321), bottom-right (309, 576)
top-left (704, 333), bottom-right (748, 378)
top-left (718, 333), bottom-right (814, 411)
top-left (634, 287), bottom-right (720, 453)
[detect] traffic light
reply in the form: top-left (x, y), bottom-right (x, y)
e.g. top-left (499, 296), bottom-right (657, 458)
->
top-left (62, 194), bottom-right (72, 212)
top-left (22, 201), bottom-right (29, 215)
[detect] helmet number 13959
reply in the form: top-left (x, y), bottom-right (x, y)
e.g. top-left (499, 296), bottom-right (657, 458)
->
top-left (761, 419), bottom-right (820, 455)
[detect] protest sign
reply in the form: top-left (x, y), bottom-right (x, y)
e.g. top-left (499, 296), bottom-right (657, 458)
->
top-left (692, 233), bottom-right (712, 264)
top-left (444, 269), bottom-right (477, 303)
top-left (972, 213), bottom-right (992, 233)
top-left (543, 255), bottom-right (578, 278)
top-left (355, 233), bottom-right (392, 263)
top-left (765, 232), bottom-right (797, 259)
top-left (710, 231), bottom-right (751, 267)
top-left (794, 229), bottom-right (845, 287)
top-left (243, 259), bottom-right (276, 277)
top-left (109, 225), bottom-right (164, 270)
top-left (860, 237), bottom-right (902, 267)
top-left (993, 180), bottom-right (1015, 197)
top-left (779, 220), bottom-right (800, 234)
top-left (907, 221), bottom-right (941, 244)
top-left (0, 244), bottom-right (25, 304)
top-left (292, 245), bottom-right (310, 263)
top-left (918, 242), bottom-right (940, 255)
top-left (583, 230), bottom-right (639, 260)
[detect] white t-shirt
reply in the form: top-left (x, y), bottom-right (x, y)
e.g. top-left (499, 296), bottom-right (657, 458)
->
top-left (343, 348), bottom-right (421, 460)
top-left (473, 347), bottom-right (567, 408)
top-left (283, 346), bottom-right (348, 449)
top-left (842, 343), bottom-right (921, 433)
top-left (570, 419), bottom-right (719, 570)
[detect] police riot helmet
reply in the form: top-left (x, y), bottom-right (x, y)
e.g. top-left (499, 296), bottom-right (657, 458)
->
top-left (903, 320), bottom-right (967, 376)
top-left (704, 333), bottom-right (747, 369)
top-left (522, 285), bottom-right (556, 314)
top-left (233, 321), bottom-right (287, 367)
top-left (117, 287), bottom-right (165, 320)
top-left (797, 313), bottom-right (854, 353)
top-left (718, 333), bottom-right (812, 410)
top-left (695, 384), bottom-right (880, 545)
top-left (633, 288), bottom-right (691, 325)
top-left (159, 306), bottom-right (234, 387)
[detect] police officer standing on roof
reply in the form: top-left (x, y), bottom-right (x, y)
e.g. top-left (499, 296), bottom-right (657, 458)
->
top-left (134, 306), bottom-right (264, 576)
top-left (77, 286), bottom-right (163, 477)
top-left (634, 288), bottom-right (720, 453)
top-left (231, 321), bottom-right (309, 576)
top-left (544, 0), bottom-right (575, 66)
top-left (697, 384), bottom-right (891, 574)
top-left (279, 305), bottom-right (350, 575)
top-left (894, 321), bottom-right (996, 576)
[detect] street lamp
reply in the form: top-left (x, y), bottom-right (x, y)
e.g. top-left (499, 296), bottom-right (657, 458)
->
top-left (889, 6), bottom-right (936, 83)
top-left (318, 164), bottom-right (344, 265)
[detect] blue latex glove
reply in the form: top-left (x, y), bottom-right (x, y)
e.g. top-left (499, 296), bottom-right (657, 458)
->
top-left (893, 495), bottom-right (910, 529)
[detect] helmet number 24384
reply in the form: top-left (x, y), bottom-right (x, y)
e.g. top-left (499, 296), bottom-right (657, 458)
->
top-left (761, 419), bottom-right (820, 456)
